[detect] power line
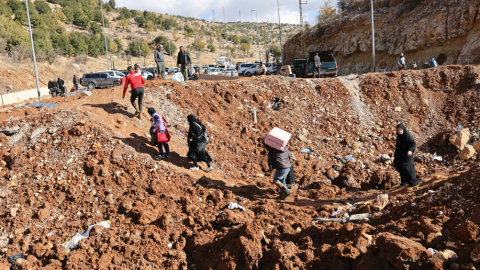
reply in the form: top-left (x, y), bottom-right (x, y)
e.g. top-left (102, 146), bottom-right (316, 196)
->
top-left (299, 0), bottom-right (307, 58)
top-left (212, 10), bottom-right (215, 23)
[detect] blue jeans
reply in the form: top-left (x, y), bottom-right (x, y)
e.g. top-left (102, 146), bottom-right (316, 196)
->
top-left (381, 69), bottom-right (386, 72)
top-left (273, 167), bottom-right (291, 191)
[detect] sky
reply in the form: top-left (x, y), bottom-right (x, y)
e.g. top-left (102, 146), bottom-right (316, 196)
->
top-left (115, 0), bottom-right (335, 25)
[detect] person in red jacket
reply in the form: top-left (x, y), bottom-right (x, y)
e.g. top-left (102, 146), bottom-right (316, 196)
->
top-left (123, 65), bottom-right (146, 119)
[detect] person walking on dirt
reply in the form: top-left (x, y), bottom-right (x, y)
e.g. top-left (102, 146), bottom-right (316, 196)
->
top-left (148, 108), bottom-right (171, 158)
top-left (155, 45), bottom-right (166, 80)
top-left (187, 114), bottom-right (213, 172)
top-left (48, 79), bottom-right (59, 97)
top-left (379, 58), bottom-right (387, 72)
top-left (394, 123), bottom-right (420, 188)
top-left (57, 77), bottom-right (65, 97)
top-left (255, 62), bottom-right (267, 76)
top-left (73, 75), bottom-right (79, 91)
top-left (177, 46), bottom-right (192, 81)
top-left (123, 65), bottom-right (146, 119)
top-left (398, 53), bottom-right (406, 70)
top-left (314, 53), bottom-right (322, 78)
top-left (265, 143), bottom-right (292, 199)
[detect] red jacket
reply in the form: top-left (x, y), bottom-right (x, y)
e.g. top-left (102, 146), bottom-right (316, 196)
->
top-left (120, 77), bottom-right (126, 84)
top-left (123, 72), bottom-right (145, 96)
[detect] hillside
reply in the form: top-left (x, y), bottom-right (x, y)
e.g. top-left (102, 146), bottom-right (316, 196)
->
top-left (283, 0), bottom-right (480, 75)
top-left (0, 0), bottom-right (300, 93)
top-left (0, 66), bottom-right (479, 269)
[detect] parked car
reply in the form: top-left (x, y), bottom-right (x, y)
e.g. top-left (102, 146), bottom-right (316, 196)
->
top-left (238, 63), bottom-right (255, 75)
top-left (144, 67), bottom-right (158, 77)
top-left (80, 71), bottom-right (121, 89)
top-left (141, 70), bottom-right (154, 80)
top-left (264, 63), bottom-right (277, 74)
top-left (168, 67), bottom-right (180, 74)
top-left (208, 64), bottom-right (216, 68)
top-left (243, 64), bottom-right (273, 76)
top-left (305, 51), bottom-right (338, 78)
top-left (205, 68), bottom-right (224, 75)
top-left (224, 68), bottom-right (238, 77)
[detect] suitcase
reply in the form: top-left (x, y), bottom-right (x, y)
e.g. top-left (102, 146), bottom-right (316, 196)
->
top-left (265, 127), bottom-right (291, 150)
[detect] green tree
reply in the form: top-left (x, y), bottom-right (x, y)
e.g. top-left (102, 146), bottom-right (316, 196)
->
top-left (87, 34), bottom-right (103, 57)
top-left (108, 0), bottom-right (116, 9)
top-left (153, 35), bottom-right (176, 55)
top-left (51, 33), bottom-right (74, 55)
top-left (207, 43), bottom-right (215, 52)
top-left (52, 11), bottom-right (67, 22)
top-left (90, 22), bottom-right (102, 34)
top-left (69, 32), bottom-right (89, 55)
top-left (226, 44), bottom-right (236, 55)
top-left (114, 38), bottom-right (123, 52)
top-left (35, 0), bottom-right (51, 14)
top-left (192, 39), bottom-right (205, 51)
top-left (146, 20), bottom-right (154, 33)
top-left (14, 9), bottom-right (28, 25)
top-left (118, 19), bottom-right (128, 30)
top-left (0, 4), bottom-right (13, 17)
top-left (270, 45), bottom-right (281, 57)
top-left (126, 40), bottom-right (150, 57)
top-left (317, 1), bottom-right (336, 23)
top-left (0, 15), bottom-right (29, 51)
top-left (240, 43), bottom-right (250, 55)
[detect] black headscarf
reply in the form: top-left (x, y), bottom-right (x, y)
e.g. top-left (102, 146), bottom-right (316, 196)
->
top-left (187, 114), bottom-right (197, 123)
top-left (148, 108), bottom-right (156, 116)
top-left (394, 123), bottom-right (416, 164)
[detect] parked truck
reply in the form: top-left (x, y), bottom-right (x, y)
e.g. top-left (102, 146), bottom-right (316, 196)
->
top-left (291, 59), bottom-right (307, 78)
top-left (305, 51), bottom-right (338, 78)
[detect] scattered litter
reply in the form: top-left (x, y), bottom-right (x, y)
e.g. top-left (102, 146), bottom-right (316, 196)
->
top-left (317, 213), bottom-right (372, 223)
top-left (62, 220), bottom-right (111, 252)
top-left (345, 156), bottom-right (356, 162)
top-left (227, 202), bottom-right (246, 212)
top-left (7, 253), bottom-right (24, 263)
top-left (331, 209), bottom-right (342, 217)
top-left (46, 231), bottom-right (55, 236)
top-left (272, 97), bottom-right (284, 111)
top-left (343, 213), bottom-right (350, 219)
top-left (455, 125), bottom-right (464, 132)
top-left (334, 156), bottom-right (346, 164)
top-left (20, 103), bottom-right (58, 108)
top-left (168, 243), bottom-right (173, 249)
top-left (373, 194), bottom-right (389, 211)
top-left (300, 148), bottom-right (314, 153)
top-left (395, 107), bottom-right (401, 112)
top-left (428, 248), bottom-right (438, 255)
top-left (7, 116), bottom-right (13, 121)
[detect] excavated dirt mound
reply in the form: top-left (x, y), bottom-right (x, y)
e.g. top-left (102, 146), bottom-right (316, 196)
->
top-left (0, 65), bottom-right (478, 269)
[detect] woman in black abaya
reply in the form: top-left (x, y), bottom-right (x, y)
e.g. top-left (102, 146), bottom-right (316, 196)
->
top-left (187, 114), bottom-right (213, 172)
top-left (394, 124), bottom-right (420, 188)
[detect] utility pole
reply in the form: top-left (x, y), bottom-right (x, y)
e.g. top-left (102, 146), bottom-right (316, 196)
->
top-left (25, 0), bottom-right (41, 101)
top-left (135, 16), bottom-right (142, 67)
top-left (212, 10), bottom-right (215, 23)
top-left (276, 0), bottom-right (284, 65)
top-left (167, 26), bottom-right (173, 70)
top-left (251, 10), bottom-right (261, 62)
top-left (100, 0), bottom-right (109, 70)
top-left (239, 11), bottom-right (241, 22)
top-left (223, 7), bottom-right (225, 23)
top-left (299, 0), bottom-right (307, 58)
top-left (370, 0), bottom-right (376, 72)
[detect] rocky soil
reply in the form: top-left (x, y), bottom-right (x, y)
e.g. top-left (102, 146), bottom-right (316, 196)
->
top-left (0, 65), bottom-right (478, 269)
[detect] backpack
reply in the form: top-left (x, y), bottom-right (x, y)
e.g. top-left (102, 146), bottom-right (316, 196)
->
top-left (194, 122), bottom-right (210, 144)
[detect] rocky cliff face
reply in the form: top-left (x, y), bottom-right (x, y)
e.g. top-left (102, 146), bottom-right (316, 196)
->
top-left (284, 0), bottom-right (480, 75)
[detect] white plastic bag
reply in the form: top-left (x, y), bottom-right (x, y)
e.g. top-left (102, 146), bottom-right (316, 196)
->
top-left (170, 72), bottom-right (184, 82)
top-left (62, 220), bottom-right (111, 252)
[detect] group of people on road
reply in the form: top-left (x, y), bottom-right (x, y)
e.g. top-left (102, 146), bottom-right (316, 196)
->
top-left (154, 44), bottom-right (193, 81)
top-left (48, 77), bottom-right (66, 97)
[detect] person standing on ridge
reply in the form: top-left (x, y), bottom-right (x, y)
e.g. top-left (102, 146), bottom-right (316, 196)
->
top-left (123, 65), bottom-right (145, 119)
top-left (177, 46), bottom-right (192, 81)
top-left (398, 53), bottom-right (406, 70)
top-left (187, 114), bottom-right (213, 172)
top-left (57, 77), bottom-right (65, 97)
top-left (314, 53), bottom-right (322, 78)
top-left (379, 58), bottom-right (387, 72)
top-left (48, 79), bottom-right (59, 97)
top-left (155, 45), bottom-right (166, 80)
top-left (394, 123), bottom-right (420, 188)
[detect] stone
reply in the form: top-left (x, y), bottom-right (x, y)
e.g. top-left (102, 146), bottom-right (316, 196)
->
top-left (37, 208), bottom-right (51, 221)
top-left (459, 145), bottom-right (475, 160)
top-left (333, 243), bottom-right (361, 262)
top-left (206, 190), bottom-right (223, 203)
top-left (473, 140), bottom-right (480, 151)
top-left (80, 91), bottom-right (93, 97)
top-left (11, 207), bottom-right (18, 217)
top-left (454, 220), bottom-right (478, 242)
top-left (377, 232), bottom-right (431, 270)
top-left (356, 252), bottom-right (390, 270)
top-left (471, 244), bottom-right (480, 263)
top-left (449, 129), bottom-right (470, 150)
top-left (216, 209), bottom-right (255, 227)
top-left (326, 168), bottom-right (339, 180)
top-left (47, 128), bottom-right (57, 134)
top-left (15, 258), bottom-right (31, 270)
top-left (270, 240), bottom-right (296, 262)
top-left (298, 135), bottom-right (307, 142)
top-left (138, 210), bottom-right (157, 225)
top-left (431, 250), bottom-right (458, 270)
top-left (395, 107), bottom-right (401, 112)
top-left (354, 233), bottom-right (373, 254)
top-left (0, 160), bottom-right (6, 167)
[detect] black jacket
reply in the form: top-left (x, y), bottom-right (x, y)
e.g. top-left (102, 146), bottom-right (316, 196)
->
top-left (267, 145), bottom-right (292, 170)
top-left (48, 81), bottom-right (58, 89)
top-left (57, 78), bottom-right (64, 88)
top-left (394, 123), bottom-right (416, 164)
top-left (188, 121), bottom-right (206, 144)
top-left (73, 76), bottom-right (79, 84)
top-left (177, 51), bottom-right (191, 66)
